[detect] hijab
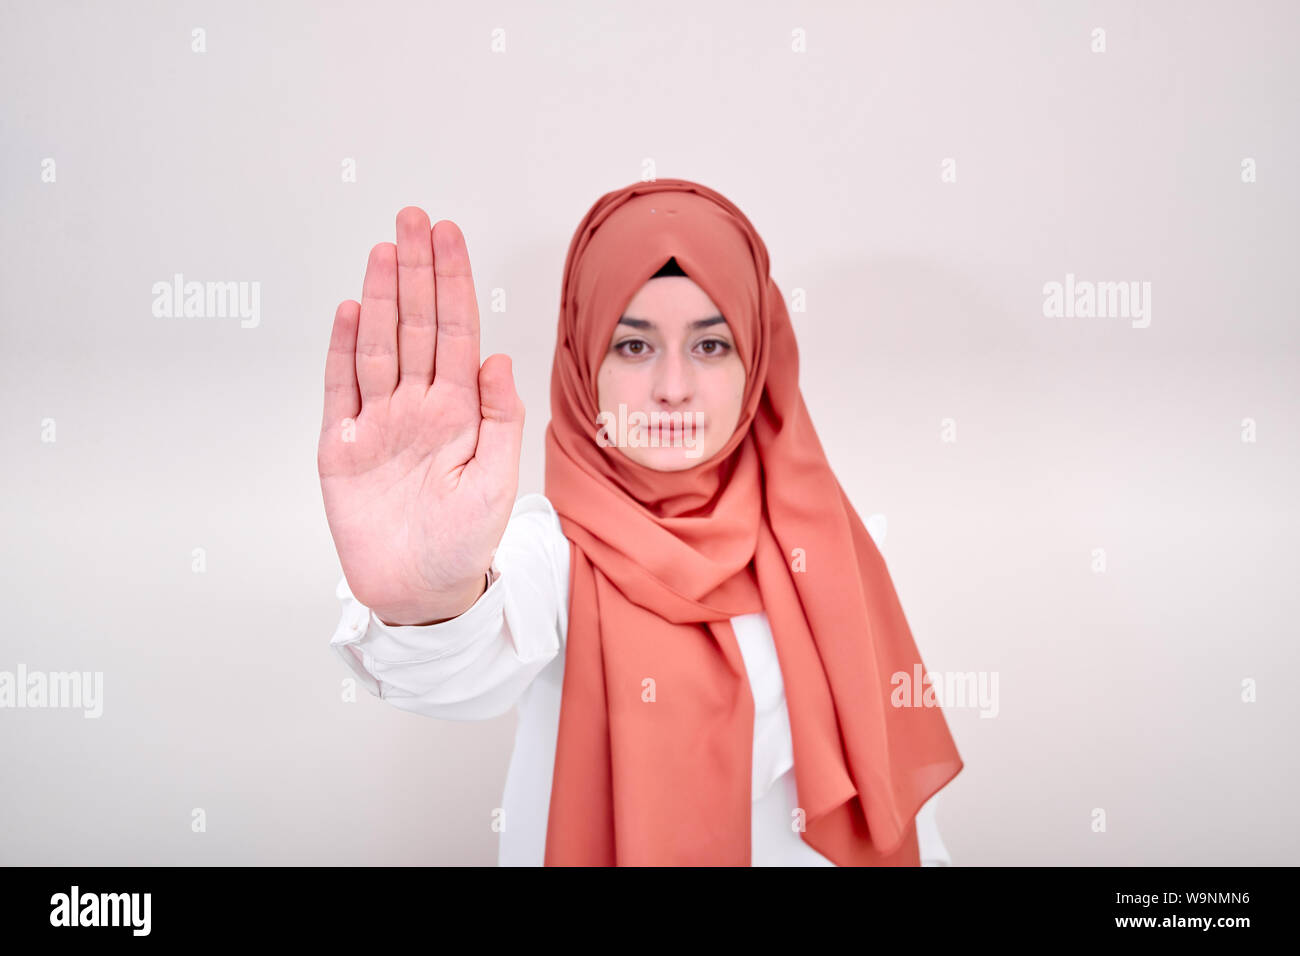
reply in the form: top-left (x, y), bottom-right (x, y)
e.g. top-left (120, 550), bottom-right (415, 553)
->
top-left (542, 178), bottom-right (963, 865)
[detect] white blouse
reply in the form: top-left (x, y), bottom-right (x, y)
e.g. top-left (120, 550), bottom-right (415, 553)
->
top-left (330, 492), bottom-right (953, 866)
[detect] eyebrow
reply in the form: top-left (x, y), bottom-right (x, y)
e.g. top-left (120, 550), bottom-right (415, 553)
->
top-left (616, 315), bottom-right (728, 331)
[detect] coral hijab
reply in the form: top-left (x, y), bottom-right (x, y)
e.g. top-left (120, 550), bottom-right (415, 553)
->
top-left (542, 178), bottom-right (962, 866)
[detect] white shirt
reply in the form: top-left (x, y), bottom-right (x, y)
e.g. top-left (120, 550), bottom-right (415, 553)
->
top-left (330, 492), bottom-right (952, 866)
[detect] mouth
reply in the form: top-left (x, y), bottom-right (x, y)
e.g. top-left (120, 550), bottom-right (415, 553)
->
top-left (645, 423), bottom-right (700, 444)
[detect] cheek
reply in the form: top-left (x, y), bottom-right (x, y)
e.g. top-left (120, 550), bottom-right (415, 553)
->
top-left (722, 361), bottom-right (747, 420)
top-left (700, 361), bottom-right (746, 432)
top-left (596, 359), bottom-right (612, 406)
top-left (597, 362), bottom-right (633, 412)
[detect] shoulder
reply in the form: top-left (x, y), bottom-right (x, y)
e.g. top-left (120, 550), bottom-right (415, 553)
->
top-left (507, 492), bottom-right (563, 537)
top-left (504, 493), bottom-right (570, 569)
top-left (510, 491), bottom-right (558, 520)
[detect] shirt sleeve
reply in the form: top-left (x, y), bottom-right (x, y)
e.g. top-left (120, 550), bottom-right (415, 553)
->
top-left (916, 791), bottom-right (953, 866)
top-left (328, 493), bottom-right (568, 721)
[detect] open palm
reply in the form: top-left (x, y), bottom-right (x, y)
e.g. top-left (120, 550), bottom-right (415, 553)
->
top-left (317, 208), bottom-right (524, 626)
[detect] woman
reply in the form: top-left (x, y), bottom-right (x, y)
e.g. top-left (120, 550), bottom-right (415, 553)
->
top-left (319, 178), bottom-right (964, 866)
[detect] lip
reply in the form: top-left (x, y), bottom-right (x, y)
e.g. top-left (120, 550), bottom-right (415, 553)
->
top-left (647, 429), bottom-right (699, 451)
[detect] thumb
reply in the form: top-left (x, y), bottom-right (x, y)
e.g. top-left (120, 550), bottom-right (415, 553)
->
top-left (474, 352), bottom-right (525, 481)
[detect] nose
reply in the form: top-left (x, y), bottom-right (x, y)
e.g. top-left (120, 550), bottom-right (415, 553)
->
top-left (650, 347), bottom-right (694, 407)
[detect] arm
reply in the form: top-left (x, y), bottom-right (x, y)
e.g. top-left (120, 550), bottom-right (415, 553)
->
top-left (329, 493), bottom-right (567, 721)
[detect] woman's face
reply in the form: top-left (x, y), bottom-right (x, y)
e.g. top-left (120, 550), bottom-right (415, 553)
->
top-left (596, 276), bottom-right (746, 471)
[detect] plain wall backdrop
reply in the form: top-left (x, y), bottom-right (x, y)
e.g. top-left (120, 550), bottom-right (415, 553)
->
top-left (1, 0), bottom-right (1296, 865)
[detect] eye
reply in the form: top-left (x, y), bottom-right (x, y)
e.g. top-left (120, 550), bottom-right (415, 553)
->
top-left (698, 338), bottom-right (732, 356)
top-left (614, 338), bottom-right (649, 357)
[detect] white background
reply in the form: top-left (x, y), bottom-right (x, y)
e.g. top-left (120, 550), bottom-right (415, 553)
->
top-left (1, 0), bottom-right (1296, 864)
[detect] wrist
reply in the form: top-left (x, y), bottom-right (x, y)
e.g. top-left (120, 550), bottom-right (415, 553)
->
top-left (376, 571), bottom-right (490, 627)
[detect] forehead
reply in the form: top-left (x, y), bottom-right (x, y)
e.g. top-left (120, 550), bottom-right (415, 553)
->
top-left (621, 276), bottom-right (725, 325)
